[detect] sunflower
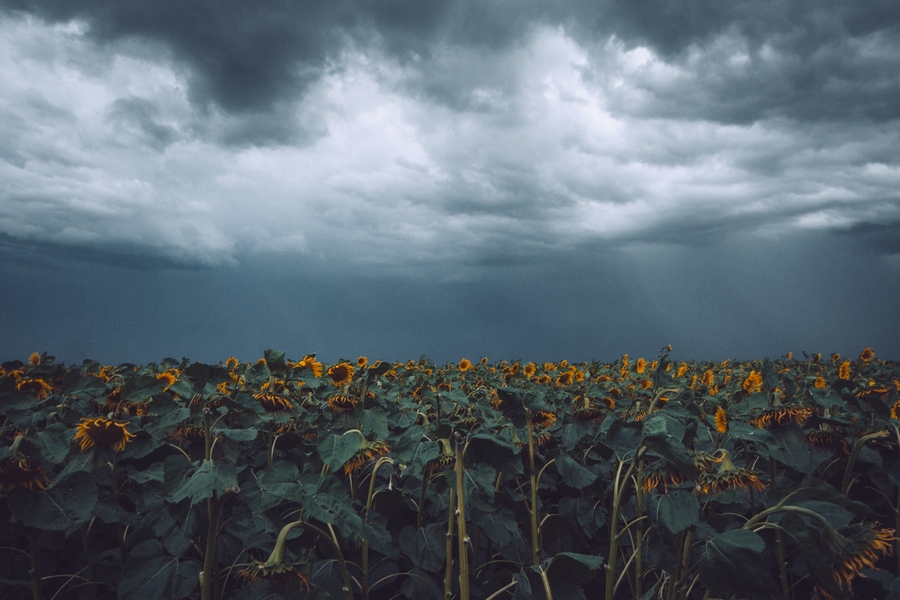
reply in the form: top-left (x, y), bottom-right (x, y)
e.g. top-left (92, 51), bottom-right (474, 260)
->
top-left (751, 405), bottom-right (812, 429)
top-left (16, 378), bottom-right (53, 401)
top-left (807, 429), bottom-right (849, 454)
top-left (156, 371), bottom-right (177, 387)
top-left (424, 454), bottom-right (456, 478)
top-left (74, 417), bottom-right (136, 452)
top-left (633, 357), bottom-right (646, 374)
top-left (327, 394), bottom-right (359, 412)
top-left (695, 450), bottom-right (765, 496)
top-left (536, 375), bottom-right (552, 385)
top-left (28, 352), bottom-right (41, 366)
top-left (701, 370), bottom-right (715, 387)
top-left (254, 392), bottom-right (295, 412)
top-left (531, 410), bottom-right (557, 429)
top-left (859, 347), bottom-right (875, 362)
top-left (326, 362), bottom-right (355, 387)
top-left (356, 356), bottom-right (368, 368)
top-left (714, 407), bottom-right (728, 434)
top-left (839, 360), bottom-right (851, 380)
top-left (555, 371), bottom-right (573, 386)
top-left (0, 457), bottom-right (50, 492)
top-left (239, 560), bottom-right (310, 589)
top-left (225, 356), bottom-right (240, 369)
top-left (170, 425), bottom-right (206, 444)
top-left (297, 356), bottom-right (323, 378)
top-left (856, 386), bottom-right (890, 402)
top-left (642, 462), bottom-right (687, 493)
top-left (813, 377), bottom-right (827, 389)
top-left (742, 370), bottom-right (763, 394)
top-left (820, 522), bottom-right (897, 599)
top-left (676, 363), bottom-right (689, 378)
top-left (523, 363), bottom-right (537, 378)
top-left (892, 399), bottom-right (900, 420)
top-left (343, 440), bottom-right (391, 474)
top-left (458, 358), bottom-right (473, 372)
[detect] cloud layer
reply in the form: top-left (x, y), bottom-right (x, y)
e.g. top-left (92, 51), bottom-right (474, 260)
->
top-left (1, 1), bottom-right (898, 361)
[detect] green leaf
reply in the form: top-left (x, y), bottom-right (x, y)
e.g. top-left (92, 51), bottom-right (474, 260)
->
top-left (649, 490), bottom-right (699, 535)
top-left (478, 507), bottom-right (519, 548)
top-left (698, 529), bottom-right (779, 600)
top-left (555, 454), bottom-right (598, 488)
top-left (121, 375), bottom-right (170, 403)
top-left (778, 514), bottom-right (845, 599)
top-left (360, 407), bottom-right (389, 439)
top-left (213, 427), bottom-right (258, 442)
top-left (36, 422), bottom-right (72, 462)
top-left (317, 432), bottom-right (362, 474)
top-left (641, 414), bottom-right (699, 478)
top-left (558, 496), bottom-right (607, 539)
top-left (263, 349), bottom-right (286, 373)
top-left (545, 552), bottom-right (603, 584)
top-left (7, 473), bottom-right (97, 530)
top-left (399, 524), bottom-right (446, 572)
top-left (401, 568), bottom-right (442, 600)
top-left (465, 432), bottom-right (523, 475)
top-left (117, 540), bottom-right (200, 600)
top-left (168, 460), bottom-right (237, 505)
top-left (763, 424), bottom-right (819, 473)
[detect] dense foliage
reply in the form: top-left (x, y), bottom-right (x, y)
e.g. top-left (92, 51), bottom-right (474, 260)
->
top-left (2, 348), bottom-right (900, 600)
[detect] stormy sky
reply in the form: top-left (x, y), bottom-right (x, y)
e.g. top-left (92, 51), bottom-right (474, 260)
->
top-left (1, 1), bottom-right (899, 366)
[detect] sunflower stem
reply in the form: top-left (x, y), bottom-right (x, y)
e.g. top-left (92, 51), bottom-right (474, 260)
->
top-left (361, 457), bottom-right (393, 600)
top-left (28, 531), bottom-right (42, 600)
top-left (444, 487), bottom-right (456, 600)
top-left (842, 431), bottom-right (890, 495)
top-left (634, 458), bottom-right (644, 600)
top-left (526, 413), bottom-right (540, 567)
top-left (455, 434), bottom-right (470, 600)
top-left (606, 446), bottom-right (647, 600)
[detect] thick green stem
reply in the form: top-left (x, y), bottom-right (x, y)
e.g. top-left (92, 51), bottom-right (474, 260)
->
top-left (445, 487), bottom-right (456, 600)
top-left (200, 494), bottom-right (222, 600)
top-left (538, 566), bottom-right (554, 600)
top-left (455, 439), bottom-right (470, 600)
top-left (842, 431), bottom-right (889, 495)
top-left (769, 458), bottom-right (789, 600)
top-left (634, 459), bottom-right (644, 600)
top-left (362, 458), bottom-right (393, 600)
top-left (606, 447), bottom-right (647, 600)
top-left (526, 416), bottom-right (540, 566)
top-left (28, 532), bottom-right (42, 600)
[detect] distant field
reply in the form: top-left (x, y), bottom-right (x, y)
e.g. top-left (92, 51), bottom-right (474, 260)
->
top-left (2, 349), bottom-right (898, 600)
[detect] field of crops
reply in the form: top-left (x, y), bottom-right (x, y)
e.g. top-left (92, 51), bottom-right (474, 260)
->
top-left (2, 348), bottom-right (899, 600)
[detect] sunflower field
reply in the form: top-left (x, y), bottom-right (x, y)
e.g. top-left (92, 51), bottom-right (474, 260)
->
top-left (2, 348), bottom-right (900, 600)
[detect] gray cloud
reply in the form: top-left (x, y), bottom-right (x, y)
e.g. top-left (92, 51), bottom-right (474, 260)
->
top-left (1, 2), bottom-right (899, 361)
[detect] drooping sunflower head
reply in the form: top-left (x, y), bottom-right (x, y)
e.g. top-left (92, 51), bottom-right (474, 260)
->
top-left (326, 362), bottom-right (355, 387)
top-left (16, 378), bottom-right (53, 401)
top-left (807, 429), bottom-right (849, 454)
top-left (254, 392), bottom-right (295, 412)
top-left (635, 358), bottom-right (647, 374)
top-left (751, 405), bottom-right (812, 429)
top-left (239, 560), bottom-right (310, 589)
top-left (641, 461), bottom-right (687, 493)
top-left (224, 356), bottom-right (240, 369)
top-left (531, 410), bottom-right (557, 429)
top-left (823, 522), bottom-right (897, 597)
top-left (343, 440), bottom-right (391, 475)
top-left (696, 468), bottom-right (766, 496)
top-left (170, 425), bottom-right (206, 444)
top-left (74, 417), bottom-right (136, 452)
top-left (0, 457), bottom-right (50, 492)
top-left (327, 394), bottom-right (359, 412)
top-left (156, 372), bottom-right (177, 387)
top-left (424, 454), bottom-right (456, 478)
top-left (859, 347), bottom-right (875, 362)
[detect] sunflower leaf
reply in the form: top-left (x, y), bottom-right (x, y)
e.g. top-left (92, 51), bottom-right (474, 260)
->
top-left (317, 432), bottom-right (362, 474)
top-left (698, 528), bottom-right (779, 600)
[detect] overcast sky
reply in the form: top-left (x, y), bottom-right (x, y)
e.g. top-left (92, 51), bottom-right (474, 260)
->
top-left (2, 1), bottom-right (899, 366)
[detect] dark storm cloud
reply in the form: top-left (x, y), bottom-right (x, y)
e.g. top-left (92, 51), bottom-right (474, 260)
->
top-left (107, 96), bottom-right (179, 151)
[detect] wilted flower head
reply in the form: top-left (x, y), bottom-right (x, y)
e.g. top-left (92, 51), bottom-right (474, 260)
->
top-left (0, 457), bottom-right (50, 492)
top-left (254, 392), bottom-right (295, 412)
top-left (16, 378), bottom-right (53, 401)
top-left (28, 352), bottom-right (41, 366)
top-left (821, 522), bottom-right (897, 599)
top-left (751, 405), bottom-right (812, 429)
top-left (343, 440), bottom-right (391, 474)
top-left (74, 417), bottom-right (136, 452)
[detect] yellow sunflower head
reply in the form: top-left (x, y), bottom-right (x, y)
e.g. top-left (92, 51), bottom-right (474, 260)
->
top-left (28, 352), bottom-right (41, 366)
top-left (859, 347), bottom-right (875, 362)
top-left (458, 358), bottom-right (473, 372)
top-left (356, 356), bottom-right (368, 368)
top-left (326, 362), bottom-right (355, 387)
top-left (751, 405), bottom-right (812, 429)
top-left (635, 358), bottom-right (647, 374)
top-left (156, 372), bottom-right (177, 387)
top-left (531, 410), bottom-right (557, 429)
top-left (839, 360), bottom-right (851, 380)
top-left (253, 392), bottom-right (295, 412)
top-left (327, 394), bottom-right (359, 412)
top-left (823, 522), bottom-right (897, 598)
top-left (714, 406), bottom-right (728, 434)
top-left (74, 417), bottom-right (136, 452)
top-left (676, 363), bottom-right (689, 378)
top-left (742, 370), bottom-right (763, 394)
top-left (701, 370), bottom-right (715, 387)
top-left (343, 440), bottom-right (391, 474)
top-left (813, 377), bottom-right (827, 389)
top-left (523, 363), bottom-right (536, 378)
top-left (225, 356), bottom-right (240, 369)
top-left (555, 371), bottom-right (573, 386)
